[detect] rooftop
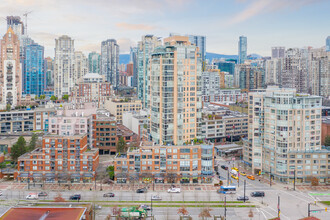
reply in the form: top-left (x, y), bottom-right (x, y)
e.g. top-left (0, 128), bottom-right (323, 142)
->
top-left (0, 207), bottom-right (86, 220)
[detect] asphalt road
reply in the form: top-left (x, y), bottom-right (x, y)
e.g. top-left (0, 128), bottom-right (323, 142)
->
top-left (0, 157), bottom-right (329, 219)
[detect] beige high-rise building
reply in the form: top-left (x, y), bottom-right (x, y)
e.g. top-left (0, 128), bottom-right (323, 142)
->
top-left (74, 51), bottom-right (88, 82)
top-left (244, 86), bottom-right (329, 184)
top-left (150, 36), bottom-right (202, 145)
top-left (0, 28), bottom-right (21, 108)
top-left (54, 35), bottom-right (75, 97)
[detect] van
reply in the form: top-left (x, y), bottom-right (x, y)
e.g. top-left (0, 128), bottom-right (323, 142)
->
top-left (26, 193), bottom-right (38, 200)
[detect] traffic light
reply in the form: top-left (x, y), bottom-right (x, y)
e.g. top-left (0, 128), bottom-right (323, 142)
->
top-left (325, 207), bottom-right (327, 212)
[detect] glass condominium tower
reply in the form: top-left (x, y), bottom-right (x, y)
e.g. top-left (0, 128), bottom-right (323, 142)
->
top-left (150, 36), bottom-right (203, 145)
top-left (137, 35), bottom-right (161, 108)
top-left (238, 36), bottom-right (247, 64)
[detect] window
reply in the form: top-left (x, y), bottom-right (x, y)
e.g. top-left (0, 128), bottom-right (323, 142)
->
top-left (33, 166), bottom-right (37, 170)
top-left (70, 166), bottom-right (75, 170)
top-left (45, 166), bottom-right (50, 170)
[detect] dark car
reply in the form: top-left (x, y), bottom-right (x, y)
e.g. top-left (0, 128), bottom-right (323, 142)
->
top-left (251, 191), bottom-right (265, 197)
top-left (103, 192), bottom-right (115, 197)
top-left (136, 188), bottom-right (147, 193)
top-left (237, 196), bottom-right (249, 201)
top-left (38, 192), bottom-right (48, 197)
top-left (221, 165), bottom-right (228, 170)
top-left (69, 194), bottom-right (81, 200)
top-left (140, 204), bottom-right (151, 211)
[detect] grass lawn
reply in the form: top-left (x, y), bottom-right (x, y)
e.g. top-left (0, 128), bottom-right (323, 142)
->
top-left (319, 201), bottom-right (330, 206)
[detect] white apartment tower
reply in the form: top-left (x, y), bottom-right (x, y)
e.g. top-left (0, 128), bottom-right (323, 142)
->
top-left (244, 87), bottom-right (329, 183)
top-left (74, 51), bottom-right (88, 82)
top-left (54, 35), bottom-right (75, 97)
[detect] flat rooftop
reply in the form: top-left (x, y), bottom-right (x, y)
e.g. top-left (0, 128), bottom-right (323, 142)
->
top-left (0, 207), bottom-right (86, 220)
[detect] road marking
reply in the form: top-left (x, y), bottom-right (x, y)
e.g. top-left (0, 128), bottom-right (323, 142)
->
top-left (257, 208), bottom-right (269, 220)
top-left (266, 205), bottom-right (290, 220)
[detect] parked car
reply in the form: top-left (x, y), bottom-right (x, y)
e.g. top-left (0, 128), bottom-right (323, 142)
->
top-left (168, 187), bottom-right (181, 193)
top-left (69, 194), bottom-right (81, 200)
top-left (237, 196), bottom-right (249, 201)
top-left (251, 191), bottom-right (265, 197)
top-left (140, 204), bottom-right (151, 211)
top-left (247, 175), bottom-right (255, 180)
top-left (38, 192), bottom-right (48, 197)
top-left (95, 205), bottom-right (102, 210)
top-left (221, 165), bottom-right (228, 170)
top-left (103, 192), bottom-right (115, 197)
top-left (26, 193), bottom-right (38, 200)
top-left (151, 195), bottom-right (162, 201)
top-left (136, 188), bottom-right (147, 193)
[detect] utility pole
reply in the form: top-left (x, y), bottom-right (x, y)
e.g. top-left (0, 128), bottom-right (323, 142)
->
top-left (224, 195), bottom-right (227, 220)
top-left (269, 168), bottom-right (272, 187)
top-left (243, 180), bottom-right (246, 203)
top-left (277, 195), bottom-right (280, 217)
top-left (227, 169), bottom-right (230, 185)
top-left (293, 169), bottom-right (296, 191)
top-left (308, 203), bottom-right (310, 217)
top-left (151, 195), bottom-right (153, 217)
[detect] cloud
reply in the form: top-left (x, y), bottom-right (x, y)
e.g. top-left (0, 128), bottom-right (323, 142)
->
top-left (117, 38), bottom-right (136, 54)
top-left (116, 22), bottom-right (156, 31)
top-left (227, 0), bottom-right (324, 26)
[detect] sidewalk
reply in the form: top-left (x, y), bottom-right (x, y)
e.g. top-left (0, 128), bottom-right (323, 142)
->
top-left (2, 181), bottom-right (220, 192)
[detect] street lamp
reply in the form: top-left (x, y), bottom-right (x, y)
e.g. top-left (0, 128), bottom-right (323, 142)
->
top-left (151, 195), bottom-right (153, 217)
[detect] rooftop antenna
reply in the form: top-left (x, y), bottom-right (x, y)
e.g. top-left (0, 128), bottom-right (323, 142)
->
top-left (23, 11), bottom-right (32, 35)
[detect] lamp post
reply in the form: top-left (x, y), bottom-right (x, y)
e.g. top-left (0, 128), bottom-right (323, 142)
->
top-left (227, 169), bottom-right (230, 186)
top-left (293, 169), bottom-right (296, 191)
top-left (151, 195), bottom-right (153, 217)
top-left (224, 195), bottom-right (227, 219)
top-left (277, 195), bottom-right (280, 217)
top-left (243, 180), bottom-right (246, 203)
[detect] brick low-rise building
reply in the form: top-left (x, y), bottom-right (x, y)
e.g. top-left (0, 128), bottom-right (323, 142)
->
top-left (114, 143), bottom-right (214, 184)
top-left (92, 109), bottom-right (117, 155)
top-left (17, 134), bottom-right (99, 183)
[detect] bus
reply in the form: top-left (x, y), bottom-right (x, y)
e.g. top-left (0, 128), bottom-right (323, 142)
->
top-left (217, 185), bottom-right (236, 194)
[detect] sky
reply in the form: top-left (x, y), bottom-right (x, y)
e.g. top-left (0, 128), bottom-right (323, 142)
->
top-left (0, 0), bottom-right (329, 57)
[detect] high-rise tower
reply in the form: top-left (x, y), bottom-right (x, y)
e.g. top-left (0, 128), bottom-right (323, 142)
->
top-left (0, 28), bottom-right (22, 108)
top-left (238, 36), bottom-right (247, 64)
top-left (101, 39), bottom-right (119, 88)
top-left (150, 36), bottom-right (202, 145)
top-left (54, 35), bottom-right (75, 97)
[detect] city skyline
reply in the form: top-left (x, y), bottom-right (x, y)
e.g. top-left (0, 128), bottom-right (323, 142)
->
top-left (0, 0), bottom-right (329, 57)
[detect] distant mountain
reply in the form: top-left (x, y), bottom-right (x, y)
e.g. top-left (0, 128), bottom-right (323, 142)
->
top-left (206, 52), bottom-right (238, 61)
top-left (247, 53), bottom-right (263, 59)
top-left (119, 54), bottom-right (130, 64)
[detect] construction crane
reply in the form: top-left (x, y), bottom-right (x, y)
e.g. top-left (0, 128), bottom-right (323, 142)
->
top-left (23, 11), bottom-right (32, 35)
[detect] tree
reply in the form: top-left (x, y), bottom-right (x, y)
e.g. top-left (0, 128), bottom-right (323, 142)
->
top-left (248, 209), bottom-right (254, 219)
top-left (11, 136), bottom-right (27, 161)
top-left (106, 166), bottom-right (115, 180)
top-left (28, 133), bottom-right (38, 151)
top-left (34, 95), bottom-right (38, 100)
top-left (199, 207), bottom-right (212, 219)
top-left (307, 176), bottom-right (319, 186)
top-left (177, 206), bottom-right (189, 216)
top-left (324, 135), bottom-right (330, 146)
top-left (39, 95), bottom-right (46, 100)
top-left (116, 136), bottom-right (127, 153)
top-left (54, 193), bottom-right (66, 202)
top-left (50, 95), bottom-right (58, 101)
top-left (62, 94), bottom-right (69, 101)
top-left (6, 104), bottom-right (11, 111)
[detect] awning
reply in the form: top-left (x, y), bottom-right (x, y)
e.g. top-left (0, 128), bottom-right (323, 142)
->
top-left (58, 173), bottom-right (68, 178)
top-left (45, 173), bottom-right (55, 178)
top-left (129, 173), bottom-right (139, 180)
top-left (71, 173), bottom-right (81, 178)
top-left (181, 173), bottom-right (191, 177)
top-left (83, 173), bottom-right (94, 177)
top-left (154, 173), bottom-right (165, 177)
top-left (33, 173), bottom-right (43, 177)
top-left (19, 173), bottom-right (29, 177)
top-left (192, 173), bottom-right (199, 177)
top-left (116, 173), bottom-right (127, 178)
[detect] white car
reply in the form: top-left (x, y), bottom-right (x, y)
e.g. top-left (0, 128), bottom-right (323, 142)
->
top-left (151, 195), bottom-right (162, 201)
top-left (26, 193), bottom-right (38, 200)
top-left (168, 187), bottom-right (181, 193)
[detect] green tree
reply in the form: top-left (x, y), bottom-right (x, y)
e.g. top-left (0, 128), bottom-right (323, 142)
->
top-left (50, 95), bottom-right (58, 101)
top-left (11, 136), bottom-right (27, 161)
top-left (28, 133), bottom-right (38, 151)
top-left (39, 95), bottom-right (46, 100)
top-left (6, 104), bottom-right (11, 111)
top-left (62, 94), bottom-right (69, 101)
top-left (34, 95), bottom-right (38, 100)
top-left (324, 135), bottom-right (330, 146)
top-left (106, 165), bottom-right (115, 180)
top-left (116, 136), bottom-right (127, 153)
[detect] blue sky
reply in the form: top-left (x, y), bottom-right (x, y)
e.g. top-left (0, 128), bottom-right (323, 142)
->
top-left (0, 0), bottom-right (329, 57)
